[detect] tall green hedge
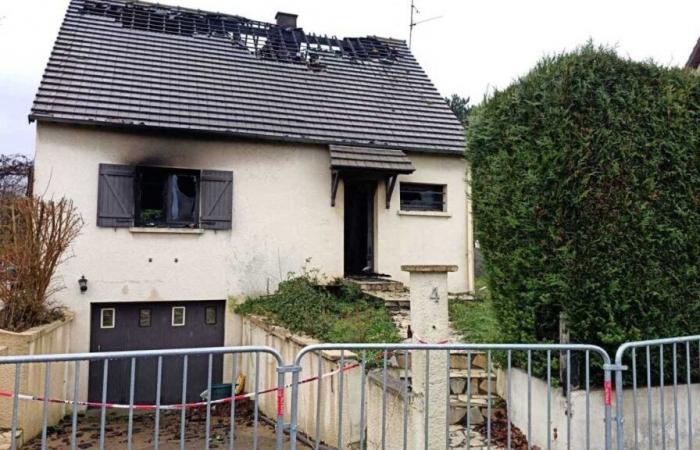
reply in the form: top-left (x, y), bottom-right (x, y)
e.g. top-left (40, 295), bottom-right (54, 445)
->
top-left (466, 44), bottom-right (700, 357)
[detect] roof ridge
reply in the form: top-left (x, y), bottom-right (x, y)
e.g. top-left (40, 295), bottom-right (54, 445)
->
top-left (88, 0), bottom-right (398, 46)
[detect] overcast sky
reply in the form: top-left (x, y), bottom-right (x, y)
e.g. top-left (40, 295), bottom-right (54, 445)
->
top-left (0, 0), bottom-right (698, 156)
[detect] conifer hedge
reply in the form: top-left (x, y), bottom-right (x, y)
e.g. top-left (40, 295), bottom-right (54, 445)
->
top-left (466, 45), bottom-right (700, 358)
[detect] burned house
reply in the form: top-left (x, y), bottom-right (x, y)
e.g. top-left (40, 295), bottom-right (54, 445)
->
top-left (29, 0), bottom-right (473, 402)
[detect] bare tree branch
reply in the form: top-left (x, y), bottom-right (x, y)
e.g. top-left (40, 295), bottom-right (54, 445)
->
top-left (0, 154), bottom-right (33, 197)
top-left (0, 196), bottom-right (83, 331)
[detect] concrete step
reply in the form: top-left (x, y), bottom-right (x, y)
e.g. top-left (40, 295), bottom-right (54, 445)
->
top-left (448, 398), bottom-right (492, 426)
top-left (450, 394), bottom-right (490, 408)
top-left (393, 352), bottom-right (488, 370)
top-left (388, 367), bottom-right (495, 381)
top-left (346, 277), bottom-right (408, 294)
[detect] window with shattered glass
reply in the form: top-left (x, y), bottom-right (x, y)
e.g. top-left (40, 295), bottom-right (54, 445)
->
top-left (135, 166), bottom-right (199, 228)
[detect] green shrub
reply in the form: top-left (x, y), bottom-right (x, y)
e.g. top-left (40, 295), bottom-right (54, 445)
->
top-left (235, 273), bottom-right (400, 344)
top-left (449, 278), bottom-right (500, 343)
top-left (467, 44), bottom-right (700, 378)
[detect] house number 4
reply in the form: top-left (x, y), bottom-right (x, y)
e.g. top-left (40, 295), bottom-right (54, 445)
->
top-left (430, 287), bottom-right (440, 303)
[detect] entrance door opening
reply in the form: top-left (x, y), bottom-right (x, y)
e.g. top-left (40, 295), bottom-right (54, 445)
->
top-left (344, 178), bottom-right (376, 276)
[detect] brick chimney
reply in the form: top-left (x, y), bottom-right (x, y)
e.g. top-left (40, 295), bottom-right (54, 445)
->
top-left (275, 12), bottom-right (298, 28)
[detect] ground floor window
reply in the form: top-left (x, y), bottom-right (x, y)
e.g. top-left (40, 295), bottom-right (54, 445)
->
top-left (100, 308), bottom-right (115, 328)
top-left (171, 306), bottom-right (186, 326)
top-left (139, 308), bottom-right (151, 327)
top-left (205, 306), bottom-right (217, 325)
top-left (399, 182), bottom-right (446, 211)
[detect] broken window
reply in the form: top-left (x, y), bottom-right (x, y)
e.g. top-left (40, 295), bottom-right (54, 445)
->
top-left (399, 183), bottom-right (446, 212)
top-left (135, 166), bottom-right (199, 228)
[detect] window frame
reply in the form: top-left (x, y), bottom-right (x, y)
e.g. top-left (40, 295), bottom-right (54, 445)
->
top-left (138, 308), bottom-right (152, 327)
top-left (171, 306), bottom-right (186, 327)
top-left (204, 306), bottom-right (217, 325)
top-left (134, 165), bottom-right (201, 229)
top-left (100, 308), bottom-right (116, 329)
top-left (399, 182), bottom-right (447, 212)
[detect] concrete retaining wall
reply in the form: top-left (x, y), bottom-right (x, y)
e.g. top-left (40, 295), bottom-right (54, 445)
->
top-left (366, 370), bottom-right (427, 450)
top-left (497, 367), bottom-right (700, 449)
top-left (231, 313), bottom-right (362, 447)
top-left (0, 313), bottom-right (73, 446)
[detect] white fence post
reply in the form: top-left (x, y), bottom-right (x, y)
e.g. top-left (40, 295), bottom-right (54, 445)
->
top-left (402, 264), bottom-right (457, 450)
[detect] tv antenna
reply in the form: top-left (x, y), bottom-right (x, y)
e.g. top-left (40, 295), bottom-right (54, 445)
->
top-left (408, 0), bottom-right (443, 49)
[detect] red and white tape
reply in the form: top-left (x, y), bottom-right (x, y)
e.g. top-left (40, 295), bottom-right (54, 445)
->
top-left (413, 334), bottom-right (450, 345)
top-left (0, 361), bottom-right (360, 414)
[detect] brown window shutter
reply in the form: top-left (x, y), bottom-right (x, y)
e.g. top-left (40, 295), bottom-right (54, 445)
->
top-left (200, 170), bottom-right (233, 230)
top-left (97, 164), bottom-right (134, 227)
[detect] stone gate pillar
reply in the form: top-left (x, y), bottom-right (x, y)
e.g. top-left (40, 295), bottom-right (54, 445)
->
top-left (402, 264), bottom-right (457, 450)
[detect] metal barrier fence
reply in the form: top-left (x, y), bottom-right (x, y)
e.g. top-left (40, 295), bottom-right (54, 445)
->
top-left (0, 346), bottom-right (285, 450)
top-left (1, 337), bottom-right (699, 449)
top-left (614, 335), bottom-right (700, 450)
top-left (288, 342), bottom-right (613, 450)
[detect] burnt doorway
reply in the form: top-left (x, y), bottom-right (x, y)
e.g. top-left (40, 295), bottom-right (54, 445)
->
top-left (344, 178), bottom-right (376, 275)
top-left (88, 301), bottom-right (225, 405)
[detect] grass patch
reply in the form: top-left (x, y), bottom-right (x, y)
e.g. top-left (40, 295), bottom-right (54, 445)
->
top-left (449, 278), bottom-right (501, 343)
top-left (235, 271), bottom-right (400, 344)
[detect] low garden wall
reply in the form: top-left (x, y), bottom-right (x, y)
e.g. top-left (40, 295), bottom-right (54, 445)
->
top-left (366, 369), bottom-right (426, 450)
top-left (231, 313), bottom-right (362, 447)
top-left (497, 367), bottom-right (700, 449)
top-left (0, 312), bottom-right (73, 446)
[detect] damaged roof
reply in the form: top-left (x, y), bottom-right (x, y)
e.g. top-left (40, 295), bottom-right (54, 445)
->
top-left (29, 0), bottom-right (466, 155)
top-left (687, 37), bottom-right (700, 69)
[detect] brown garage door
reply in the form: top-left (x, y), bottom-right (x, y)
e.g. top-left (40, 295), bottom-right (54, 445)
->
top-left (88, 301), bottom-right (225, 404)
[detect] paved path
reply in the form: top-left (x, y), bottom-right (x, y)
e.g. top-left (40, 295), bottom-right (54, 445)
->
top-left (24, 406), bottom-right (304, 450)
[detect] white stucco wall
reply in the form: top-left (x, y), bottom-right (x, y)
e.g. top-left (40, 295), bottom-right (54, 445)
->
top-left (231, 314), bottom-right (362, 447)
top-left (376, 155), bottom-right (472, 293)
top-left (33, 122), bottom-right (471, 396)
top-left (497, 367), bottom-right (700, 450)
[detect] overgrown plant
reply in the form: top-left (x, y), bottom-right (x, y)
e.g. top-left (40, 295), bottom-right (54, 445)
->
top-left (467, 44), bottom-right (700, 382)
top-left (235, 271), bottom-right (400, 344)
top-left (0, 197), bottom-right (83, 331)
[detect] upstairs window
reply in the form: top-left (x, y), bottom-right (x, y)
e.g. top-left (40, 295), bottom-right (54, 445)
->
top-left (97, 164), bottom-right (233, 230)
top-left (135, 166), bottom-right (199, 228)
top-left (399, 183), bottom-right (446, 212)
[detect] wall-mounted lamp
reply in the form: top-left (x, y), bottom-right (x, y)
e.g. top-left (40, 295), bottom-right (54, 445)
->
top-left (78, 275), bottom-right (88, 293)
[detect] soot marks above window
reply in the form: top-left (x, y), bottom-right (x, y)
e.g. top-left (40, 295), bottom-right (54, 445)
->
top-left (80, 1), bottom-right (400, 66)
top-left (135, 166), bottom-right (199, 228)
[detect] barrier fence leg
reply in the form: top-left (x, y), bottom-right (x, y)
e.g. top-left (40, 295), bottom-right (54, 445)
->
top-left (275, 367), bottom-right (286, 450)
top-left (284, 365), bottom-right (302, 450)
top-left (610, 362), bottom-right (627, 450)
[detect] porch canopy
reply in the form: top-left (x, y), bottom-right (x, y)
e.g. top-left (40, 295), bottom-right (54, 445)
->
top-left (329, 145), bottom-right (415, 208)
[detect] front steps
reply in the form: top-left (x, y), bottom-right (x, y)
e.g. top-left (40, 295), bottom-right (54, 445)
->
top-left (348, 276), bottom-right (508, 449)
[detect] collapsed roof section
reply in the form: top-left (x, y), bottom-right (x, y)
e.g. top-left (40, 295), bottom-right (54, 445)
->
top-left (30, 0), bottom-right (466, 155)
top-left (80, 0), bottom-right (400, 66)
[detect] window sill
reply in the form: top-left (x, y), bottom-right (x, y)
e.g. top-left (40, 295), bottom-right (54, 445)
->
top-left (129, 227), bottom-right (204, 235)
top-left (397, 210), bottom-right (452, 218)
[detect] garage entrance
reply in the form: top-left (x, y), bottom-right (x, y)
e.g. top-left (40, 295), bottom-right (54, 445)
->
top-left (88, 300), bottom-right (225, 404)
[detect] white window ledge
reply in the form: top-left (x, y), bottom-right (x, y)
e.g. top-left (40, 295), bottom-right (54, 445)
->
top-left (129, 227), bottom-right (204, 235)
top-left (397, 210), bottom-right (452, 218)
